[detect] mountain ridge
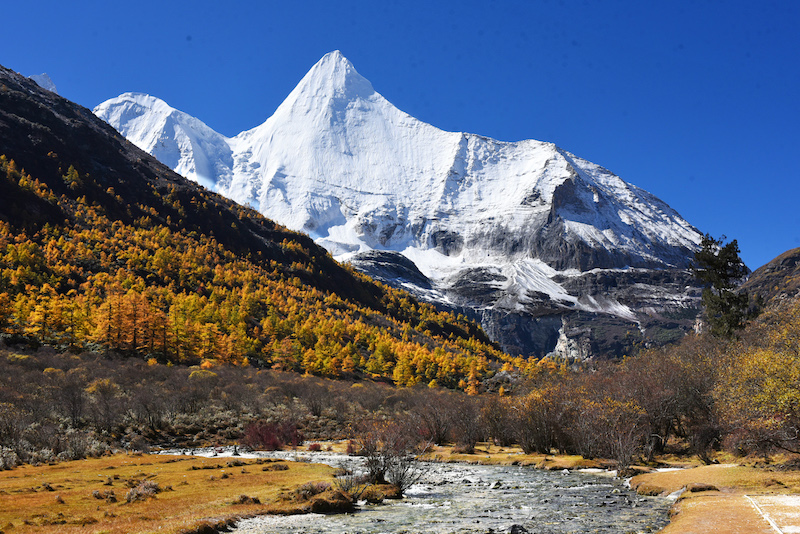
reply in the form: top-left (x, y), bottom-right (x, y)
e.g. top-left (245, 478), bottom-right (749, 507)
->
top-left (741, 247), bottom-right (800, 304)
top-left (95, 51), bottom-right (705, 358)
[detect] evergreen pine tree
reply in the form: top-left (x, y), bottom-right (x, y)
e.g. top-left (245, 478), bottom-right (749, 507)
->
top-left (692, 234), bottom-right (751, 338)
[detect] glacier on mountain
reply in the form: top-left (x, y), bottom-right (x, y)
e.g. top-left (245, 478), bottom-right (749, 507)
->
top-left (94, 50), bottom-right (704, 358)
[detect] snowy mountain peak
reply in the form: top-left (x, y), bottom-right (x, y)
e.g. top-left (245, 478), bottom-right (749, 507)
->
top-left (94, 93), bottom-right (232, 190)
top-left (308, 50), bottom-right (372, 95)
top-left (276, 50), bottom-right (376, 117)
top-left (95, 51), bottom-right (705, 358)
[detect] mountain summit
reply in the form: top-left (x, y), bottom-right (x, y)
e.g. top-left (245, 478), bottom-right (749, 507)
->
top-left (281, 50), bottom-right (377, 110)
top-left (95, 51), bottom-right (705, 358)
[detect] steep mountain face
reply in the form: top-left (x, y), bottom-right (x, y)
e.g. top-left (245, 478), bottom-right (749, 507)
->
top-left (95, 51), bottom-right (704, 358)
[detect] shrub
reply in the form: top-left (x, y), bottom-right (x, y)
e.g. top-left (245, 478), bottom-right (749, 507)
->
top-left (0, 448), bottom-right (20, 470)
top-left (332, 462), bottom-right (369, 498)
top-left (242, 420), bottom-right (303, 451)
top-left (125, 480), bottom-right (161, 503)
top-left (308, 443), bottom-right (322, 451)
top-left (514, 387), bottom-right (569, 455)
top-left (354, 419), bottom-right (425, 493)
top-left (294, 481), bottom-right (330, 500)
top-left (57, 429), bottom-right (108, 461)
top-left (232, 494), bottom-right (261, 505)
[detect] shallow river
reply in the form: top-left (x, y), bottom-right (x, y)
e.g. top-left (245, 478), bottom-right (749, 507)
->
top-left (215, 450), bottom-right (673, 534)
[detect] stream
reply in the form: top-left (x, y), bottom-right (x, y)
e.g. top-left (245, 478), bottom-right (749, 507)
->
top-left (185, 449), bottom-right (674, 534)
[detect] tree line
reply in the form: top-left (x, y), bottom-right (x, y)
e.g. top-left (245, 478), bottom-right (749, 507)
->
top-left (3, 292), bottom-right (800, 471)
top-left (0, 156), bottom-right (514, 390)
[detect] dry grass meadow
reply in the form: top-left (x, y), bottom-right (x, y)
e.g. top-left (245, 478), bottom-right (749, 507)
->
top-left (5, 445), bottom-right (800, 533)
top-left (0, 452), bottom-right (335, 534)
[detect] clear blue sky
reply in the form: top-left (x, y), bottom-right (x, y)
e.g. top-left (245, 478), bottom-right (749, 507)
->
top-left (5, 0), bottom-right (799, 270)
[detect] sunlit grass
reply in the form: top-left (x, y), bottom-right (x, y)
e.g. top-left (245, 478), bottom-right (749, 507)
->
top-left (630, 460), bottom-right (800, 534)
top-left (0, 453), bottom-right (335, 533)
top-left (421, 442), bottom-right (610, 469)
top-left (632, 460), bottom-right (800, 496)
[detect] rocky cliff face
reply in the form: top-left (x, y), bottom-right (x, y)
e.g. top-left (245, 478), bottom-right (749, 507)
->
top-left (95, 51), bottom-right (704, 359)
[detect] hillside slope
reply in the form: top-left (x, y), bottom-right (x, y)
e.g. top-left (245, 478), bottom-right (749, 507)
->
top-left (741, 248), bottom-right (800, 305)
top-left (0, 63), bottom-right (505, 389)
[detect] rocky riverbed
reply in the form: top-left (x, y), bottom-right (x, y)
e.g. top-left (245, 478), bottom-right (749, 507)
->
top-left (210, 449), bottom-right (673, 534)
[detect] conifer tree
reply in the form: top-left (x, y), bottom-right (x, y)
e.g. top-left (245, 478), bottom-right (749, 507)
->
top-left (692, 234), bottom-right (751, 338)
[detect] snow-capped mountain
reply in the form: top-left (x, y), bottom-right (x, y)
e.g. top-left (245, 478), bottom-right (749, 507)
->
top-left (29, 73), bottom-right (57, 94)
top-left (95, 51), bottom-right (704, 358)
top-left (93, 93), bottom-right (231, 190)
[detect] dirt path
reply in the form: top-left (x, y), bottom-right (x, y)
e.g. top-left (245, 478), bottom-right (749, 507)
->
top-left (748, 494), bottom-right (800, 533)
top-left (662, 492), bottom-right (779, 534)
top-left (629, 463), bottom-right (800, 534)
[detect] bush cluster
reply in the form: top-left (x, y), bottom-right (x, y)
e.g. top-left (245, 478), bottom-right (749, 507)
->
top-left (242, 420), bottom-right (303, 451)
top-left (125, 480), bottom-right (161, 503)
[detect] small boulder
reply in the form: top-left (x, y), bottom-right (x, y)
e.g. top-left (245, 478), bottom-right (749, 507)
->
top-left (634, 483), bottom-right (666, 496)
top-left (309, 489), bottom-right (355, 514)
top-left (687, 482), bottom-right (718, 492)
top-left (233, 494), bottom-right (261, 505)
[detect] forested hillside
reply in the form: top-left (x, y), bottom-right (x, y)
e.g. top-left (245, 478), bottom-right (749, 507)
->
top-left (0, 64), bottom-right (510, 389)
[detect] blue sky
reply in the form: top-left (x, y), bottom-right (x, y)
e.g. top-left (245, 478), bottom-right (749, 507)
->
top-left (5, 0), bottom-right (799, 269)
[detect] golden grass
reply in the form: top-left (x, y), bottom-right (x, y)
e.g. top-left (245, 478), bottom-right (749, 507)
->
top-left (421, 443), bottom-right (611, 469)
top-left (630, 462), bottom-right (800, 534)
top-left (0, 453), bottom-right (335, 534)
top-left (631, 462), bottom-right (800, 495)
